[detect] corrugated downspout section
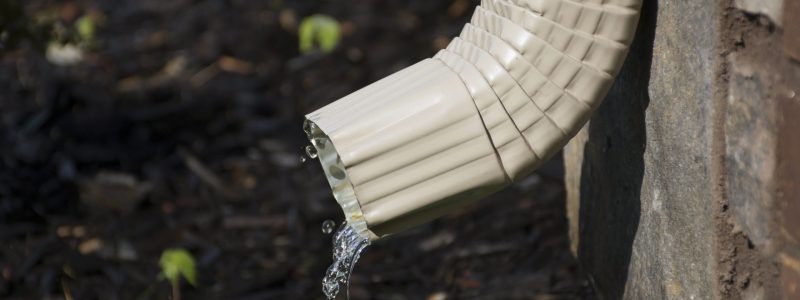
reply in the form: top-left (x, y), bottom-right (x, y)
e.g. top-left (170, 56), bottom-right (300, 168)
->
top-left (306, 0), bottom-right (643, 240)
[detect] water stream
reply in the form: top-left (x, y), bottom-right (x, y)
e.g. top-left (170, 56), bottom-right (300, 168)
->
top-left (301, 135), bottom-right (370, 299)
top-left (322, 223), bottom-right (370, 299)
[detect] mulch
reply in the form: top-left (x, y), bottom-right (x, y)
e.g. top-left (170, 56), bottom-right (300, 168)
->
top-left (0, 0), bottom-right (593, 299)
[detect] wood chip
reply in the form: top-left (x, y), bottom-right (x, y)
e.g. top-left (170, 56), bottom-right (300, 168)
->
top-left (78, 238), bottom-right (103, 255)
top-left (56, 226), bottom-right (72, 238)
top-left (71, 226), bottom-right (86, 238)
top-left (427, 292), bottom-right (448, 300)
top-left (218, 56), bottom-right (254, 75)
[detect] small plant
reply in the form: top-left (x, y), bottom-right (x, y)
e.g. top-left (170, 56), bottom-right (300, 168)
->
top-left (298, 14), bottom-right (341, 54)
top-left (75, 15), bottom-right (95, 41)
top-left (45, 12), bottom-right (100, 66)
top-left (159, 248), bottom-right (197, 300)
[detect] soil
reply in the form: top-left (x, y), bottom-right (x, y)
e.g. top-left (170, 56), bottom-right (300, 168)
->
top-left (0, 0), bottom-right (592, 299)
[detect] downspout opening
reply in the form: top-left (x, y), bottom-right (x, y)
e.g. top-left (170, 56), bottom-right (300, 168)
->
top-left (303, 119), bottom-right (377, 241)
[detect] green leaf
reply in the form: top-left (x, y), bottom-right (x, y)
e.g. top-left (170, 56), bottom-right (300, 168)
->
top-left (298, 14), bottom-right (340, 54)
top-left (159, 248), bottom-right (198, 287)
top-left (314, 16), bottom-right (340, 53)
top-left (298, 16), bottom-right (315, 53)
top-left (76, 15), bottom-right (95, 41)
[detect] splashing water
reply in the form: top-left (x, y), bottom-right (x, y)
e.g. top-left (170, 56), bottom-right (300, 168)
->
top-left (322, 223), bottom-right (370, 299)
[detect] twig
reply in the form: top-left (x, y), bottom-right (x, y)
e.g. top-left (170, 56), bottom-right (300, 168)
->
top-left (178, 148), bottom-right (238, 198)
top-left (172, 280), bottom-right (181, 300)
top-left (189, 63), bottom-right (219, 87)
top-left (61, 279), bottom-right (73, 300)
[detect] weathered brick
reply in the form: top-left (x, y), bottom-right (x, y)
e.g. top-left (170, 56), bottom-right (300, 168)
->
top-left (563, 1), bottom-right (800, 299)
top-left (725, 52), bottom-right (779, 253)
top-left (734, 0), bottom-right (783, 26)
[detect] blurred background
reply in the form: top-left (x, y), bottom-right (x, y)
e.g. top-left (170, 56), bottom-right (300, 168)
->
top-left (0, 0), bottom-right (593, 299)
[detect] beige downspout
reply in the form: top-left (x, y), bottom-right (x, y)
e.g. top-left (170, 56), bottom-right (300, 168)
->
top-left (305, 0), bottom-right (643, 241)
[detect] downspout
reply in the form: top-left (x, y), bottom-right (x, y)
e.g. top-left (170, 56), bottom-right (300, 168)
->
top-left (305, 0), bottom-right (643, 241)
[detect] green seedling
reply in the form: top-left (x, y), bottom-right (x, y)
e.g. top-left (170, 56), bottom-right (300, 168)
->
top-left (75, 15), bottom-right (95, 41)
top-left (159, 248), bottom-right (197, 300)
top-left (44, 14), bottom-right (98, 66)
top-left (298, 14), bottom-right (340, 54)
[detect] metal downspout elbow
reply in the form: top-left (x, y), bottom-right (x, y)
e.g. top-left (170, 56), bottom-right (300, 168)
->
top-left (305, 0), bottom-right (643, 240)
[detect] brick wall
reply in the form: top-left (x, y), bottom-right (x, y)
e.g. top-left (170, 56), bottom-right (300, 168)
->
top-left (563, 0), bottom-right (799, 298)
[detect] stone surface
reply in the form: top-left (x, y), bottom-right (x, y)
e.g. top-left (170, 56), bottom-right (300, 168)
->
top-left (734, 0), bottom-right (783, 26)
top-left (564, 1), bottom-right (718, 298)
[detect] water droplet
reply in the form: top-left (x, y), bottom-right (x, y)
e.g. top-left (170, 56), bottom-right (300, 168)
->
top-left (322, 220), bottom-right (336, 234)
top-left (305, 145), bottom-right (318, 159)
top-left (300, 155), bottom-right (308, 163)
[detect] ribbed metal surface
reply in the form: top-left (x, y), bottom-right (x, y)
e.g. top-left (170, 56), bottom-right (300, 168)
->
top-left (306, 0), bottom-right (642, 239)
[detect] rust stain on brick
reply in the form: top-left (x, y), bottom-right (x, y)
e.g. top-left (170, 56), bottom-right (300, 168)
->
top-left (785, 0), bottom-right (800, 61)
